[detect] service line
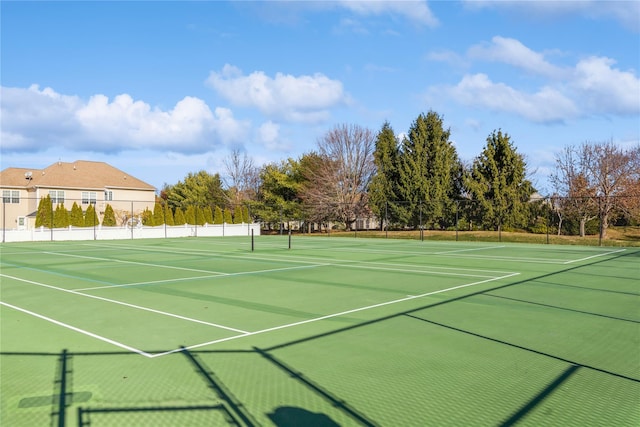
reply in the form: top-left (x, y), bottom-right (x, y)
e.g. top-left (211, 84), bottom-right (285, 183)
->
top-left (150, 271), bottom-right (521, 358)
top-left (0, 273), bottom-right (247, 334)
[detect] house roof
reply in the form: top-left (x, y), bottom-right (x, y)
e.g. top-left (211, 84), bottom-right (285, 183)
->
top-left (0, 160), bottom-right (155, 191)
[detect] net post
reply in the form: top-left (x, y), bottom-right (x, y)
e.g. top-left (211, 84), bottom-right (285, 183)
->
top-left (251, 229), bottom-right (254, 252)
top-left (288, 229), bottom-right (291, 250)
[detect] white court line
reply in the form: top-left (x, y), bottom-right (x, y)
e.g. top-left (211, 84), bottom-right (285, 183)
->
top-left (434, 245), bottom-right (505, 254)
top-left (0, 301), bottom-right (153, 358)
top-left (563, 248), bottom-right (626, 264)
top-left (82, 241), bottom-right (515, 276)
top-left (73, 274), bottom-right (224, 291)
top-left (149, 271), bottom-right (521, 358)
top-left (43, 251), bottom-right (228, 276)
top-left (76, 263), bottom-right (330, 291)
top-left (0, 273), bottom-right (248, 334)
top-left (434, 253), bottom-right (568, 264)
top-left (331, 263), bottom-right (498, 279)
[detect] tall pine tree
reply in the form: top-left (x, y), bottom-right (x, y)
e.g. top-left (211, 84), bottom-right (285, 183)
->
top-left (153, 202), bottom-right (164, 225)
top-left (70, 202), bottom-right (84, 227)
top-left (398, 111), bottom-right (460, 228)
top-left (368, 122), bottom-right (402, 228)
top-left (213, 206), bottom-right (223, 224)
top-left (174, 208), bottom-right (186, 225)
top-left (164, 203), bottom-right (175, 226)
top-left (35, 195), bottom-right (53, 228)
top-left (102, 204), bottom-right (117, 226)
top-left (54, 204), bottom-right (70, 228)
top-left (223, 208), bottom-right (233, 224)
top-left (203, 206), bottom-right (214, 224)
top-left (465, 129), bottom-right (534, 231)
top-left (84, 204), bottom-right (99, 227)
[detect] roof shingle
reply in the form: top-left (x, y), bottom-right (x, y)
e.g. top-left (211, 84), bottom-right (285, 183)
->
top-left (0, 161), bottom-right (155, 191)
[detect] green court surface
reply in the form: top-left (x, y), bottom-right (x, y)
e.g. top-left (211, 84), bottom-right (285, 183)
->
top-left (1, 236), bottom-right (638, 426)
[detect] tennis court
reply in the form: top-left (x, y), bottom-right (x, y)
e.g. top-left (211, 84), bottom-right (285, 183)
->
top-left (1, 236), bottom-right (638, 426)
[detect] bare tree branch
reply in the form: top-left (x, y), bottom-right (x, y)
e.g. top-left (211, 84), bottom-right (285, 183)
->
top-left (301, 124), bottom-right (375, 228)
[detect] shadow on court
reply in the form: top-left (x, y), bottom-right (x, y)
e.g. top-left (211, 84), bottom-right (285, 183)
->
top-left (2, 249), bottom-right (637, 426)
top-left (1, 347), bottom-right (357, 427)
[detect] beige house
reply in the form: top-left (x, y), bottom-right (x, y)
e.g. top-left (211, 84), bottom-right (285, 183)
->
top-left (0, 160), bottom-right (156, 230)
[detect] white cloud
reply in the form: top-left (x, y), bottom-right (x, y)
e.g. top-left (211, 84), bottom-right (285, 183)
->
top-left (0, 85), bottom-right (249, 154)
top-left (570, 56), bottom-right (640, 115)
top-left (0, 85), bottom-right (83, 150)
top-left (339, 0), bottom-right (438, 27)
top-left (256, 120), bottom-right (285, 151)
top-left (442, 73), bottom-right (579, 123)
top-left (429, 37), bottom-right (639, 123)
top-left (468, 36), bottom-right (567, 79)
top-left (206, 64), bottom-right (347, 123)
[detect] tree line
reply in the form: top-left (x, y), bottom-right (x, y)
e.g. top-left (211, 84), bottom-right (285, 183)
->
top-left (34, 110), bottom-right (639, 237)
top-left (160, 110), bottom-right (638, 238)
top-left (35, 195), bottom-right (104, 228)
top-left (34, 193), bottom-right (251, 228)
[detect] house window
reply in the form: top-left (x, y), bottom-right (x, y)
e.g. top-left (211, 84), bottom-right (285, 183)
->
top-left (104, 190), bottom-right (113, 201)
top-left (2, 190), bottom-right (19, 204)
top-left (49, 190), bottom-right (64, 204)
top-left (82, 191), bottom-right (97, 205)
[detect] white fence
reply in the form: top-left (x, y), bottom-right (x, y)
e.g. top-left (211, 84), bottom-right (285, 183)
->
top-left (1, 223), bottom-right (260, 243)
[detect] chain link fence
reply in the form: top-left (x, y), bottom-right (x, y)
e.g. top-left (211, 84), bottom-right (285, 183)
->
top-left (250, 195), bottom-right (640, 245)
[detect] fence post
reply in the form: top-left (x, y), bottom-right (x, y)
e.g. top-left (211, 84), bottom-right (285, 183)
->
top-left (385, 201), bottom-right (388, 239)
top-left (546, 196), bottom-right (550, 244)
top-left (598, 196), bottom-right (603, 247)
top-left (131, 201), bottom-right (134, 239)
top-left (455, 200), bottom-right (459, 242)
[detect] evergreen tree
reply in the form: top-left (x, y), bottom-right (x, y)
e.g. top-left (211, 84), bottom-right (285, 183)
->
top-left (163, 171), bottom-right (227, 214)
top-left (398, 111), bottom-right (461, 228)
top-left (184, 205), bottom-right (196, 225)
top-left (141, 208), bottom-right (154, 226)
top-left (102, 204), bottom-right (117, 226)
top-left (242, 206), bottom-right (250, 223)
top-left (223, 208), bottom-right (233, 224)
top-left (203, 206), bottom-right (214, 224)
top-left (196, 206), bottom-right (206, 225)
top-left (164, 203), bottom-right (175, 225)
top-left (153, 202), bottom-right (164, 225)
top-left (213, 206), bottom-right (223, 224)
top-left (35, 195), bottom-right (53, 228)
top-left (174, 208), bottom-right (186, 225)
top-left (54, 204), bottom-right (70, 228)
top-left (70, 202), bottom-right (84, 227)
top-left (368, 122), bottom-right (402, 228)
top-left (233, 208), bottom-right (243, 224)
top-left (84, 204), bottom-right (99, 227)
top-left (465, 129), bottom-right (535, 231)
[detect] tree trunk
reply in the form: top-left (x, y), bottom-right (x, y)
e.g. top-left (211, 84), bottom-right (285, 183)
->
top-left (579, 217), bottom-right (586, 237)
top-left (557, 217), bottom-right (563, 236)
top-left (600, 212), bottom-right (608, 240)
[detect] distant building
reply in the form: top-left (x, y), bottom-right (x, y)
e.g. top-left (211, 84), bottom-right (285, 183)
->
top-left (0, 160), bottom-right (156, 230)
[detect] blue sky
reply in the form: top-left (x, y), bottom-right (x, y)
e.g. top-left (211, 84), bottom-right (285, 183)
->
top-left (2, 1), bottom-right (639, 194)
